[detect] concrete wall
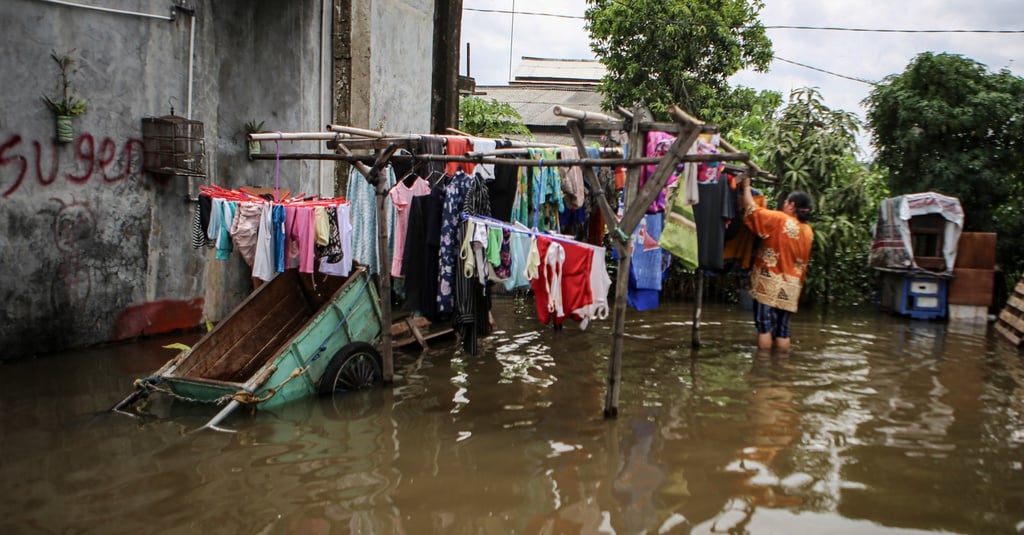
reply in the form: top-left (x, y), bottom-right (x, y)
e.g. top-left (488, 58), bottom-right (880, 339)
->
top-left (0, 0), bottom-right (442, 359)
top-left (367, 0), bottom-right (434, 134)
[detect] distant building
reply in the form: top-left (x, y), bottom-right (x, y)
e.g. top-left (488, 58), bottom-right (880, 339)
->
top-left (474, 57), bottom-right (611, 144)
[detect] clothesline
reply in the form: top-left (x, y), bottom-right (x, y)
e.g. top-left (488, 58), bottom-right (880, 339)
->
top-left (463, 214), bottom-right (606, 253)
top-left (252, 148), bottom-right (753, 168)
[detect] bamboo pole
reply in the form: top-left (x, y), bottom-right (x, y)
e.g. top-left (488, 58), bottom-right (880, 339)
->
top-left (248, 132), bottom-right (346, 141)
top-left (251, 151), bottom-right (748, 167)
top-left (337, 142), bottom-right (399, 383)
top-left (326, 124), bottom-right (388, 138)
top-left (552, 105), bottom-right (619, 123)
top-left (692, 270), bottom-right (703, 348)
top-left (371, 144), bottom-right (399, 383)
top-left (604, 107), bottom-right (644, 418)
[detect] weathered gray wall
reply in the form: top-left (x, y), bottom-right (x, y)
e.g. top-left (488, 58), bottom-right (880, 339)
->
top-left (367, 0), bottom-right (434, 133)
top-left (0, 0), bottom-right (441, 359)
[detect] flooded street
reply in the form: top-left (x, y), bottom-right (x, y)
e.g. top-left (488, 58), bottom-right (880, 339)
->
top-left (2, 297), bottom-right (1023, 534)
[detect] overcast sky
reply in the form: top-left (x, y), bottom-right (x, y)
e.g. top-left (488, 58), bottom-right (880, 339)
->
top-left (460, 0), bottom-right (1024, 156)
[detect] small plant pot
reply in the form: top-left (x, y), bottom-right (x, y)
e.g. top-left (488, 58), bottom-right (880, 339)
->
top-left (247, 139), bottom-right (261, 158)
top-left (56, 115), bottom-right (73, 143)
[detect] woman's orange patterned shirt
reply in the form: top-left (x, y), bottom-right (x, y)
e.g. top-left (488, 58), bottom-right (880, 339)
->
top-left (743, 205), bottom-right (813, 313)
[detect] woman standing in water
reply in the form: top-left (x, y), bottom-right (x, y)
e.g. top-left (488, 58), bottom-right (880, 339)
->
top-left (738, 176), bottom-right (814, 351)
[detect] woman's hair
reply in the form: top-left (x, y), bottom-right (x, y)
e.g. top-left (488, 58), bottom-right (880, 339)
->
top-left (786, 191), bottom-right (813, 222)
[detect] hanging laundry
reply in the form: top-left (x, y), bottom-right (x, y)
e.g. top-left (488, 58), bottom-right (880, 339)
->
top-left (252, 203), bottom-right (277, 282)
top-left (438, 171), bottom-right (480, 314)
top-left (197, 185), bottom-right (350, 281)
top-left (639, 131), bottom-right (681, 214)
top-left (319, 204), bottom-right (354, 278)
top-left (528, 235), bottom-right (594, 327)
top-left (571, 246), bottom-right (611, 330)
top-left (444, 136), bottom-right (475, 177)
top-left (471, 138), bottom-right (498, 180)
top-left (627, 213), bottom-right (669, 311)
top-left (504, 229), bottom-right (534, 292)
top-left (488, 161), bottom-right (520, 223)
top-left (692, 174), bottom-right (734, 271)
top-left (401, 187), bottom-right (444, 320)
top-left (347, 165), bottom-right (396, 275)
top-left (389, 175), bottom-right (431, 277)
top-left (528, 147), bottom-right (565, 232)
top-left (229, 201), bottom-right (263, 267)
top-left (659, 183), bottom-right (699, 270)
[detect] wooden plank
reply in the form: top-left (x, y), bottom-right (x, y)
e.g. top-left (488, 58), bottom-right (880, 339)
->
top-left (1015, 280), bottom-right (1024, 296)
top-left (998, 309), bottom-right (1024, 333)
top-left (200, 290), bottom-right (310, 381)
top-left (178, 271), bottom-right (304, 378)
top-left (947, 268), bottom-right (993, 306)
top-left (1007, 294), bottom-right (1024, 311)
top-left (955, 232), bottom-right (997, 269)
top-left (404, 316), bottom-right (429, 350)
top-left (994, 321), bottom-right (1022, 346)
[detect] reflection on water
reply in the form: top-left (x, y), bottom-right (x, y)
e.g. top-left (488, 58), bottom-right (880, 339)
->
top-left (1, 299), bottom-right (1023, 533)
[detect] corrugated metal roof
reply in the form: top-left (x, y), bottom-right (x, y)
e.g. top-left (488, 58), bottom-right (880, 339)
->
top-left (475, 85), bottom-right (605, 128)
top-left (514, 57), bottom-right (606, 84)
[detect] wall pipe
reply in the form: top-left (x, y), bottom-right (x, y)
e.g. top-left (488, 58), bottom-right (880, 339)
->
top-left (319, 0), bottom-right (330, 197)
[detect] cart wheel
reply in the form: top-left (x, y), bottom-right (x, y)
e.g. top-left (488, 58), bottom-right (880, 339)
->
top-left (318, 342), bottom-right (383, 395)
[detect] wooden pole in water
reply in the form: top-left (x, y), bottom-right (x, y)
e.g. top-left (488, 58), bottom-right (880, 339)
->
top-left (692, 270), bottom-right (703, 348)
top-left (371, 144), bottom-right (400, 383)
top-left (603, 107), bottom-right (643, 418)
top-left (338, 141), bottom-right (399, 383)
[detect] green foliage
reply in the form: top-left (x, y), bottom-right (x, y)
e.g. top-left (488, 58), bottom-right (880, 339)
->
top-left (458, 96), bottom-right (533, 139)
top-left (759, 87), bottom-right (884, 305)
top-left (244, 119), bottom-right (265, 133)
top-left (709, 86), bottom-right (782, 153)
top-left (865, 52), bottom-right (1024, 229)
top-left (41, 50), bottom-right (88, 117)
top-left (585, 0), bottom-right (773, 120)
top-left (865, 52), bottom-right (1024, 282)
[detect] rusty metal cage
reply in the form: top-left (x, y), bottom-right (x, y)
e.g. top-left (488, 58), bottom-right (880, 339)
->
top-left (142, 114), bottom-right (206, 177)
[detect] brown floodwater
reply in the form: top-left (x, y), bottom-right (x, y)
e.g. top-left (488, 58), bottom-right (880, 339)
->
top-left (1, 296), bottom-right (1023, 534)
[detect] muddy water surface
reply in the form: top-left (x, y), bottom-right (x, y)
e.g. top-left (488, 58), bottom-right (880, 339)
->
top-left (1, 297), bottom-right (1022, 534)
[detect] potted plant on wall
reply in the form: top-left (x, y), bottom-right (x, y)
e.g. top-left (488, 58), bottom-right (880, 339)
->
top-left (245, 119), bottom-right (265, 158)
top-left (41, 50), bottom-right (88, 143)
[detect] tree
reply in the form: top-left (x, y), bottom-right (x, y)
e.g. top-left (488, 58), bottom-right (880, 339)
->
top-left (865, 52), bottom-right (1024, 230)
top-left (458, 96), bottom-right (533, 139)
top-left (865, 52), bottom-right (1024, 282)
top-left (759, 87), bottom-right (885, 305)
top-left (585, 0), bottom-right (773, 120)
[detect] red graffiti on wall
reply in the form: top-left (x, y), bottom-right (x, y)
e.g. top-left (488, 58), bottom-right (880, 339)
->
top-left (0, 133), bottom-right (144, 197)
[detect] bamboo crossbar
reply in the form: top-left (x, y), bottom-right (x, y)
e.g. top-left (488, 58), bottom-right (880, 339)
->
top-left (248, 132), bottom-right (349, 141)
top-left (250, 151), bottom-right (750, 167)
top-left (552, 105), bottom-right (618, 123)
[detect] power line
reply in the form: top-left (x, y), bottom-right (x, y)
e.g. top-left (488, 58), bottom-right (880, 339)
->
top-left (767, 25), bottom-right (1024, 34)
top-left (775, 57), bottom-right (878, 86)
top-left (462, 7), bottom-right (1024, 34)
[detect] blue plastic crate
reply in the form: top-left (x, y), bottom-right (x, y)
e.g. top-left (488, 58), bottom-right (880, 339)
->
top-left (899, 277), bottom-right (947, 319)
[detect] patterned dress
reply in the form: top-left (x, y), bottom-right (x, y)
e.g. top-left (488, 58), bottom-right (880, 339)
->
top-left (437, 171), bottom-right (475, 313)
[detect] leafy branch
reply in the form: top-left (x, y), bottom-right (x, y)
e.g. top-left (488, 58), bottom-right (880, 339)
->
top-left (41, 50), bottom-right (88, 117)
